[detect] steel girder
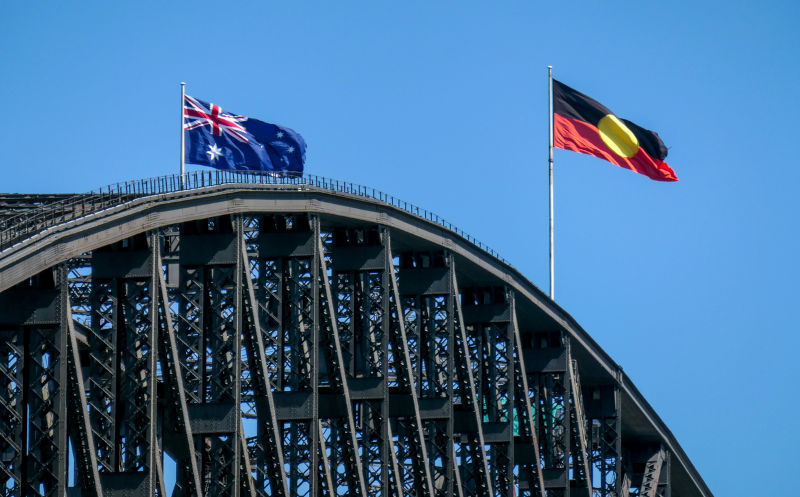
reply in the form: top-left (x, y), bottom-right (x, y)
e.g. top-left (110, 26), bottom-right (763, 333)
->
top-left (0, 200), bottom-right (703, 496)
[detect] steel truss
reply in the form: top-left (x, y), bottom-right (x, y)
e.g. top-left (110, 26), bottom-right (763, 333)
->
top-left (0, 211), bottom-right (683, 496)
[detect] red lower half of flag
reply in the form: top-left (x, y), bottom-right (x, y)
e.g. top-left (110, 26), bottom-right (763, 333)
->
top-left (554, 114), bottom-right (678, 181)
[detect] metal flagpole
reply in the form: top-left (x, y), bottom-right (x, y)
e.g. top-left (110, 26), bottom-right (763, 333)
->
top-left (180, 82), bottom-right (186, 189)
top-left (548, 66), bottom-right (555, 300)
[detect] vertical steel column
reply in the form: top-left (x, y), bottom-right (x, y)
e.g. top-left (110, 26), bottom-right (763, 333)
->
top-left (19, 276), bottom-right (66, 496)
top-left (384, 235), bottom-right (435, 497)
top-left (175, 257), bottom-right (210, 495)
top-left (0, 323), bottom-right (23, 495)
top-left (501, 298), bottom-right (515, 497)
top-left (380, 230), bottom-right (391, 497)
top-left (56, 266), bottom-right (69, 496)
top-left (316, 226), bottom-right (368, 497)
top-left (400, 255), bottom-right (451, 497)
top-left (567, 340), bottom-right (592, 493)
top-left (65, 274), bottom-right (105, 496)
top-left (148, 232), bottom-right (160, 495)
top-left (258, 254), bottom-right (282, 394)
top-left (239, 237), bottom-right (290, 497)
top-left (327, 226), bottom-right (389, 496)
top-left (562, 365), bottom-right (572, 497)
top-left (509, 296), bottom-right (546, 497)
top-left (85, 240), bottom-right (158, 491)
top-left (204, 255), bottom-right (238, 497)
top-left (445, 261), bottom-right (456, 497)
top-left (486, 313), bottom-right (515, 497)
top-left (87, 272), bottom-right (119, 473)
top-left (331, 267), bottom-right (354, 374)
top-left (461, 286), bottom-right (513, 497)
top-left (269, 219), bottom-right (315, 497)
top-left (176, 264), bottom-right (203, 406)
top-left (233, 217), bottom-right (243, 497)
top-left (450, 267), bottom-right (493, 497)
top-left (156, 250), bottom-right (204, 496)
top-left (117, 271), bottom-right (154, 476)
top-left (311, 216), bottom-right (320, 497)
top-left (491, 316), bottom-right (513, 496)
top-left (174, 220), bottom-right (240, 497)
top-left (591, 381), bottom-right (621, 497)
top-left (530, 333), bottom-right (569, 497)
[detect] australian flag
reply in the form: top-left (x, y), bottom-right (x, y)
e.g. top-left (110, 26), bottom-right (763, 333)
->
top-left (183, 95), bottom-right (305, 175)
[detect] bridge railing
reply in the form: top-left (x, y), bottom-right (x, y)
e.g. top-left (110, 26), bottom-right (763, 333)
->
top-left (0, 170), bottom-right (506, 262)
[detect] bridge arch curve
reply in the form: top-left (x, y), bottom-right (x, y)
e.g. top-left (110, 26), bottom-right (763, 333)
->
top-left (0, 176), bottom-right (710, 496)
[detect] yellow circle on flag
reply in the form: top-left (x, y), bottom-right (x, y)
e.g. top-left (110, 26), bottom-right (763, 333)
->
top-left (598, 114), bottom-right (639, 158)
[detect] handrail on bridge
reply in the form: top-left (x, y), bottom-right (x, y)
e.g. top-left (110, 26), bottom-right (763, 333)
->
top-left (0, 170), bottom-right (505, 262)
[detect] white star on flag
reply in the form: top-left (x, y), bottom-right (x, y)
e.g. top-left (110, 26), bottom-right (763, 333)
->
top-left (206, 144), bottom-right (223, 161)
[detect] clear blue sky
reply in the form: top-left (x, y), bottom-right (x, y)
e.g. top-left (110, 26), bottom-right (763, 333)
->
top-left (2, 2), bottom-right (798, 495)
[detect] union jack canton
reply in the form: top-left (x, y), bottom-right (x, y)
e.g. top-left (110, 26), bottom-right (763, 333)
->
top-left (183, 95), bottom-right (306, 174)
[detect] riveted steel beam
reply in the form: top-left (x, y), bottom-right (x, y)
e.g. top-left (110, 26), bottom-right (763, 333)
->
top-left (238, 425), bottom-right (257, 497)
top-left (155, 437), bottom-right (167, 497)
top-left (640, 447), bottom-right (666, 497)
top-left (452, 443), bottom-right (466, 497)
top-left (384, 417), bottom-right (404, 496)
top-left (317, 420), bottom-right (336, 494)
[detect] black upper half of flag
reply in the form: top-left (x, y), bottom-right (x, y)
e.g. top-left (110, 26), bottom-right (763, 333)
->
top-left (553, 79), bottom-right (668, 161)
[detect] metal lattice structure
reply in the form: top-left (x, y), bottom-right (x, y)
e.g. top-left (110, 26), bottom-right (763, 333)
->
top-left (0, 173), bottom-right (711, 496)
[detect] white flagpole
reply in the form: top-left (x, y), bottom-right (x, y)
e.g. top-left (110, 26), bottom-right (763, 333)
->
top-left (180, 82), bottom-right (186, 189)
top-left (548, 66), bottom-right (555, 300)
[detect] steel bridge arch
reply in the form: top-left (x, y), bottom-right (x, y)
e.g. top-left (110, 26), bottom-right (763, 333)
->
top-left (0, 179), bottom-right (711, 497)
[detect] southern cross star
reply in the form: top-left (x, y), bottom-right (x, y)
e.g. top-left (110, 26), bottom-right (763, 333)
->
top-left (276, 131), bottom-right (284, 139)
top-left (206, 144), bottom-right (223, 161)
top-left (287, 146), bottom-right (295, 154)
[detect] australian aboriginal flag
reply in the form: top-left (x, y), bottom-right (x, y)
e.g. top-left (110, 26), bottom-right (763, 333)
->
top-left (553, 80), bottom-right (676, 181)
